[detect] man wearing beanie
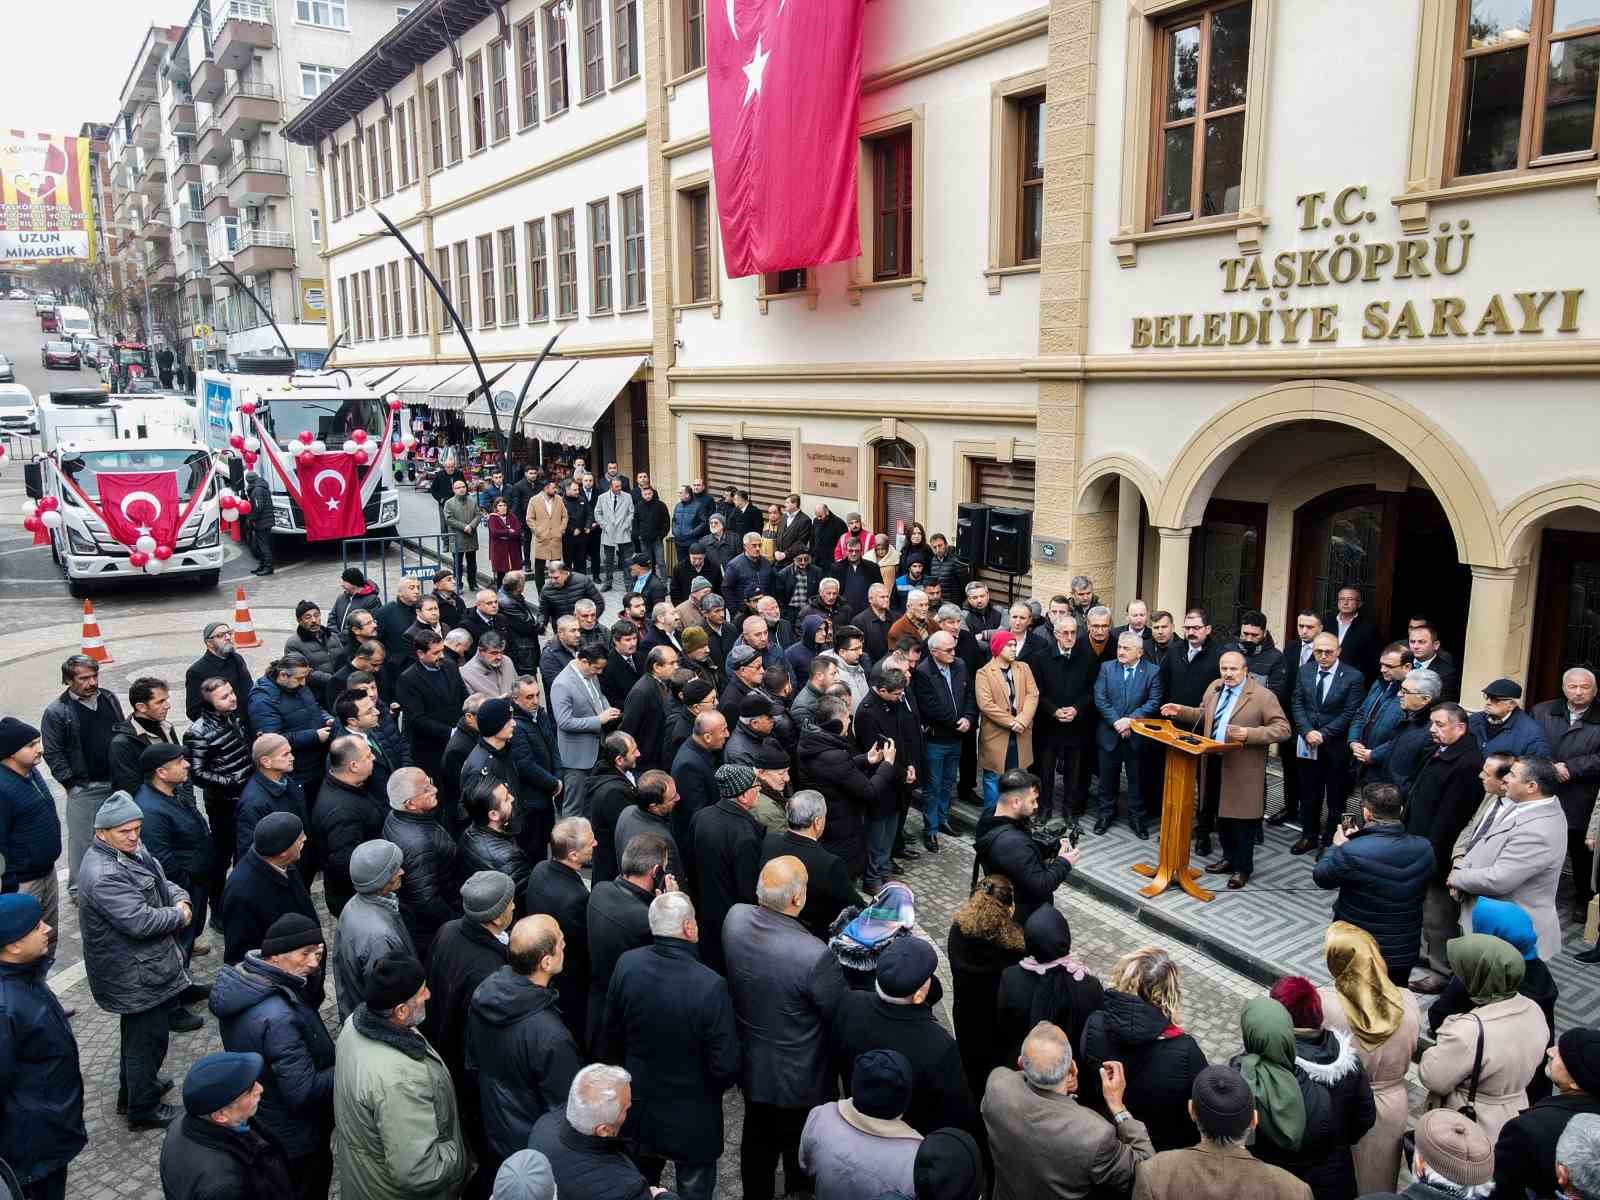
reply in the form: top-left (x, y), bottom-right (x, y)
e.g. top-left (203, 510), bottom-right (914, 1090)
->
top-left (493, 1150), bottom-right (557, 1200)
top-left (218, 812), bottom-right (323, 1007)
top-left (799, 1049), bottom-right (922, 1200)
top-left (675, 569), bottom-right (720, 630)
top-left (726, 693), bottom-right (782, 771)
top-left (424, 869), bottom-right (516, 1192)
top-left (209, 914), bottom-right (335, 1199)
top-left (982, 1020), bottom-right (1153, 1199)
top-left (0, 718), bottom-right (63, 955)
top-left (334, 952), bottom-right (470, 1200)
top-left (1131, 1066), bottom-right (1310, 1199)
top-left (691, 763), bottom-right (767, 974)
top-left (79, 793), bottom-right (195, 1130)
top-left (184, 622), bottom-right (254, 725)
top-left (830, 936), bottom-right (979, 1140)
top-left (667, 676), bottom-right (718, 766)
top-left (332, 839), bottom-right (415, 1023)
top-left (0, 892), bottom-right (86, 1200)
top-left (599, 892), bottom-right (739, 1200)
top-left (133, 740), bottom-right (213, 966)
top-left (383, 766), bottom-right (461, 960)
top-left (1493, 1028), bottom-right (1600, 1199)
top-left (159, 1051), bottom-right (294, 1199)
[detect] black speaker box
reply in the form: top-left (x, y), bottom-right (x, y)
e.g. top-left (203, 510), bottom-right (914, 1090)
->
top-left (956, 502), bottom-right (990, 563)
top-left (986, 506), bottom-right (1032, 574)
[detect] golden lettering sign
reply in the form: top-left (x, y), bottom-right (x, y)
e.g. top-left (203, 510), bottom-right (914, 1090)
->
top-left (801, 443), bottom-right (859, 500)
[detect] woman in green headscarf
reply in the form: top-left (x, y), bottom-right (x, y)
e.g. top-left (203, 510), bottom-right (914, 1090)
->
top-left (1418, 933), bottom-right (1550, 1142)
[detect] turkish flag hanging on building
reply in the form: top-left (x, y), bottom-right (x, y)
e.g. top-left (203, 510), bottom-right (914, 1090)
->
top-left (707, 0), bottom-right (865, 278)
top-left (98, 471), bottom-right (181, 548)
top-left (295, 453), bottom-right (366, 542)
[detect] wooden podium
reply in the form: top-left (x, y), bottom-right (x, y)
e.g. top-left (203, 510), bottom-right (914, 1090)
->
top-left (1128, 719), bottom-right (1241, 902)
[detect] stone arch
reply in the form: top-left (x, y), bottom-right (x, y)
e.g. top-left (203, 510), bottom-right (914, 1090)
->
top-left (857, 418), bottom-right (931, 527)
top-left (1153, 379), bottom-right (1504, 567)
top-left (1076, 453), bottom-right (1162, 516)
top-left (1499, 479), bottom-right (1600, 560)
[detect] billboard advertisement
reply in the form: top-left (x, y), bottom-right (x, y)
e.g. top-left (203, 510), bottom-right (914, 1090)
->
top-left (0, 131), bottom-right (95, 264)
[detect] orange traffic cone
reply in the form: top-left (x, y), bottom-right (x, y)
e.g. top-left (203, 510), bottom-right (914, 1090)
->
top-left (80, 599), bottom-right (113, 664)
top-left (232, 585), bottom-right (261, 648)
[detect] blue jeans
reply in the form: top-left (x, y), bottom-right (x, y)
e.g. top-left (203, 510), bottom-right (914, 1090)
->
top-left (1097, 738), bottom-right (1145, 823)
top-left (865, 812), bottom-right (897, 885)
top-left (922, 740), bottom-right (961, 834)
top-left (980, 738), bottom-right (1021, 815)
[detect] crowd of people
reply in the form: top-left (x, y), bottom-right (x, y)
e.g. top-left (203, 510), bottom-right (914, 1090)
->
top-left (3, 476), bottom-right (1600, 1200)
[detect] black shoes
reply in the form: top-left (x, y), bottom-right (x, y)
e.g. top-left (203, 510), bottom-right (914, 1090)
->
top-left (127, 1103), bottom-right (182, 1131)
top-left (1227, 873), bottom-right (1249, 890)
top-left (118, 1078), bottom-right (174, 1114)
top-left (251, 567), bottom-right (274, 576)
top-left (1575, 945), bottom-right (1600, 964)
top-left (1132, 821), bottom-right (1150, 840)
top-left (1194, 834), bottom-right (1213, 857)
top-left (1206, 859), bottom-right (1235, 875)
top-left (897, 846), bottom-right (921, 861)
top-left (1265, 811), bottom-right (1291, 827)
top-left (169, 1007), bottom-right (204, 1032)
top-left (1289, 837), bottom-right (1317, 855)
top-left (922, 831), bottom-right (940, 853)
top-left (1092, 818), bottom-right (1111, 836)
top-left (178, 983), bottom-right (212, 1005)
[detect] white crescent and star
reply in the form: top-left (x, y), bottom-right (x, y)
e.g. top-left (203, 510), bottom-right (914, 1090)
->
top-left (119, 490), bottom-right (164, 537)
top-left (727, 0), bottom-right (786, 108)
top-left (312, 469), bottom-right (348, 511)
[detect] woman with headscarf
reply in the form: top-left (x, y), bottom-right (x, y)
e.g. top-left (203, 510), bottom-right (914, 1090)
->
top-left (828, 881), bottom-right (917, 991)
top-left (1230, 998), bottom-right (1343, 1200)
top-left (1426, 897), bottom-right (1558, 1105)
top-left (1265, 978), bottom-right (1377, 1200)
top-left (1316, 921), bottom-right (1419, 1194)
top-left (1077, 947), bottom-right (1208, 1151)
top-left (945, 875), bottom-right (1026, 1100)
top-left (1418, 932), bottom-right (1550, 1142)
top-left (995, 905), bottom-right (1105, 1067)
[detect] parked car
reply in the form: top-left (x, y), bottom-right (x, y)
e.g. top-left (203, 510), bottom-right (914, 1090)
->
top-left (0, 384), bottom-right (38, 433)
top-left (8, 288), bottom-right (28, 300)
top-left (76, 339), bottom-right (101, 368)
top-left (0, 353), bottom-right (12, 382)
top-left (41, 340), bottom-right (79, 370)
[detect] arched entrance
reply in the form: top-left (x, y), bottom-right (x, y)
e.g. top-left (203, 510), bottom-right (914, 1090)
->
top-left (1501, 487), bottom-right (1600, 699)
top-left (873, 437), bottom-right (917, 543)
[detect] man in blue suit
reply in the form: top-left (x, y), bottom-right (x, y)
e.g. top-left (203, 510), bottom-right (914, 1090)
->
top-left (1289, 631), bottom-right (1365, 857)
top-left (1348, 641), bottom-right (1412, 783)
top-left (1092, 631), bottom-right (1164, 838)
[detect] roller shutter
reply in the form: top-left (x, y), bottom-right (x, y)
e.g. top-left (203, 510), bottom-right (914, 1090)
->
top-left (700, 435), bottom-right (792, 510)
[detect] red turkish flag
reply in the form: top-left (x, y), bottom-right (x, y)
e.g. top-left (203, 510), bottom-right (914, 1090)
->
top-left (98, 471), bottom-right (181, 548)
top-left (295, 453), bottom-right (366, 542)
top-left (707, 0), bottom-right (865, 278)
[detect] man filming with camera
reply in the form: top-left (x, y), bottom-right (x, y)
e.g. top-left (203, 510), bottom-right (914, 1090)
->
top-left (974, 768), bottom-right (1080, 923)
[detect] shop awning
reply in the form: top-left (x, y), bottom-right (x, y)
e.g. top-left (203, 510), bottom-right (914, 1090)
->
top-left (393, 364), bottom-right (471, 406)
top-left (523, 354), bottom-right (648, 447)
top-left (370, 365), bottom-right (423, 396)
top-left (460, 358), bottom-right (580, 431)
top-left (426, 363), bottom-right (516, 412)
top-left (358, 366), bottom-right (401, 388)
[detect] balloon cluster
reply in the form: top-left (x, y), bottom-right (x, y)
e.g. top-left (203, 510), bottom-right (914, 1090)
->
top-left (217, 487), bottom-right (253, 544)
top-left (22, 495), bottom-right (60, 535)
top-left (285, 429), bottom-right (328, 460)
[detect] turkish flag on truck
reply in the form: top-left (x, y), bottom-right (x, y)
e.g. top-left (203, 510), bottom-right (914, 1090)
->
top-left (295, 452), bottom-right (366, 542)
top-left (707, 0), bottom-right (865, 278)
top-left (98, 471), bottom-right (181, 548)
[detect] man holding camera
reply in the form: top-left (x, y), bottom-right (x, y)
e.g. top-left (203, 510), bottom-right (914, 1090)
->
top-left (973, 768), bottom-right (1080, 924)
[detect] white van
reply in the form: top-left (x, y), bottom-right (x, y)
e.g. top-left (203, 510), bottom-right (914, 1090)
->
top-left (56, 305), bottom-right (94, 342)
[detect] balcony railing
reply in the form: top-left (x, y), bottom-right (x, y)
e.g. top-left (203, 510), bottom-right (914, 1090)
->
top-left (237, 226), bottom-right (293, 250)
top-left (222, 80), bottom-right (277, 104)
top-left (227, 155), bottom-right (286, 183)
top-left (212, 0), bottom-right (273, 22)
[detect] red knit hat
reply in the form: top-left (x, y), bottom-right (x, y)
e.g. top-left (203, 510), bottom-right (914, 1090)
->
top-left (990, 630), bottom-right (1017, 658)
top-left (1269, 975), bottom-right (1323, 1028)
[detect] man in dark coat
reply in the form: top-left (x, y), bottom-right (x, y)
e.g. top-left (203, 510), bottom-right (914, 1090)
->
top-left (1493, 1029), bottom-right (1600, 1200)
top-left (973, 769), bottom-right (1077, 925)
top-left (184, 622), bottom-right (255, 722)
top-left (158, 1051), bottom-right (295, 1200)
top-left (796, 698), bottom-right (898, 882)
top-left (528, 1065), bottom-right (661, 1200)
top-left (912, 633), bottom-right (978, 852)
top-left (329, 569), bottom-right (383, 638)
top-left (600, 622), bottom-right (645, 709)
top-left (831, 541), bottom-right (882, 617)
top-left (830, 937), bottom-right (980, 1139)
top-left (1323, 587), bottom-right (1385, 683)
top-left (689, 765), bottom-right (767, 975)
top-left (375, 577), bottom-right (425, 680)
top-left (538, 563), bottom-right (606, 628)
top-left (1022, 616), bottom-right (1098, 821)
top-left (396, 630), bottom-right (468, 784)
top-left (1531, 668), bottom-right (1600, 924)
top-left (810, 503), bottom-right (847, 564)
top-left (620, 648), bottom-right (678, 772)
top-left (851, 665), bottom-right (925, 889)
top-left (1403, 702), bottom-right (1486, 991)
top-left (671, 711), bottom-right (730, 861)
top-left (599, 891), bottom-right (740, 1199)
top-left (525, 817), bottom-right (596, 1049)
top-left (247, 656), bottom-right (335, 816)
top-left (586, 733), bottom-right (641, 886)
top-left (758, 792), bottom-right (864, 942)
top-left (507, 680), bottom-right (563, 862)
top-left (772, 493), bottom-right (812, 567)
top-left (308, 735), bottom-right (383, 917)
top-left (133, 744), bottom-right (213, 963)
top-left (1289, 632), bottom-right (1365, 853)
top-left (584, 832), bottom-right (667, 1055)
top-left (218, 814), bottom-right (324, 1008)
top-left (244, 470), bottom-right (275, 575)
top-left (0, 893), bottom-right (86, 1200)
top-left (382, 767), bottom-right (461, 960)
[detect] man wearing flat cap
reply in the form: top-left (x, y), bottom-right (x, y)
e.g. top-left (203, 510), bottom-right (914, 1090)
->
top-left (159, 1050), bottom-right (294, 1199)
top-left (78, 792), bottom-right (195, 1130)
top-left (1360, 1107), bottom-right (1492, 1200)
top-left (0, 717), bottom-right (63, 956)
top-left (830, 937), bottom-right (979, 1140)
top-left (335, 952), bottom-right (471, 1200)
top-left (725, 693), bottom-right (781, 770)
top-left (1492, 1028), bottom-right (1600, 1200)
top-left (209, 913), bottom-right (335, 1198)
top-left (690, 764), bottom-right (767, 975)
top-left (0, 892), bottom-right (86, 1200)
top-left (332, 839), bottom-right (415, 1023)
top-left (217, 812), bottom-right (323, 1006)
top-left (1468, 677), bottom-right (1553, 760)
top-left (1131, 1066), bottom-right (1310, 1200)
top-left (133, 740), bottom-right (213, 966)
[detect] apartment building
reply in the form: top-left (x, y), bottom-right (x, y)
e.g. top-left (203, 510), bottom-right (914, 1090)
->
top-left (285, 0), bottom-right (653, 466)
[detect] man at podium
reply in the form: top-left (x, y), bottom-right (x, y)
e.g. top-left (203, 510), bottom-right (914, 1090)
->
top-left (1160, 650), bottom-right (1289, 890)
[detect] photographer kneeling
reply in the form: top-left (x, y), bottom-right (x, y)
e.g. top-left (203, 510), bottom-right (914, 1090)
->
top-left (974, 768), bottom-right (1080, 924)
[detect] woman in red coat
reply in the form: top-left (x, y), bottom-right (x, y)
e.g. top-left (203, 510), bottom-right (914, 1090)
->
top-left (486, 496), bottom-right (524, 586)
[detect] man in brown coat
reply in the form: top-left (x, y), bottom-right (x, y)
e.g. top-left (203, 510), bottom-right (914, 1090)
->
top-left (526, 480), bottom-right (569, 590)
top-left (1161, 649), bottom-right (1289, 889)
top-left (1133, 1066), bottom-right (1310, 1200)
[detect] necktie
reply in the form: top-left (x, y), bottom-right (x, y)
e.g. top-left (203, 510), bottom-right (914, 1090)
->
top-left (1318, 670), bottom-right (1331, 704)
top-left (1002, 668), bottom-right (1015, 714)
top-left (1213, 686), bottom-right (1236, 741)
top-left (1301, 643), bottom-right (1313, 666)
top-left (1123, 666), bottom-right (1133, 689)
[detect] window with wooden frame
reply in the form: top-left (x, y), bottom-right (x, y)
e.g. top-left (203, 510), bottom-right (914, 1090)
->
top-left (499, 226), bottom-right (518, 323)
top-left (365, 129), bottom-right (380, 206)
top-left (1017, 96), bottom-right (1045, 262)
top-left (328, 147), bottom-right (342, 221)
top-left (350, 272), bottom-right (364, 340)
top-left (681, 0), bottom-right (706, 74)
top-left (337, 276), bottom-right (351, 339)
top-left (545, 4), bottom-right (570, 116)
top-left (489, 38), bottom-right (510, 141)
top-left (1451, 0), bottom-right (1600, 178)
top-left (516, 18), bottom-right (540, 127)
top-left (554, 208), bottom-right (578, 317)
top-left (341, 141), bottom-right (354, 212)
top-left (406, 259), bottom-right (421, 334)
top-left (361, 271), bottom-right (375, 340)
top-left (1151, 0), bottom-right (1251, 224)
top-left (377, 266), bottom-right (391, 338)
top-left (388, 262), bottom-right (402, 338)
top-left (477, 233), bottom-right (497, 326)
top-left (379, 116), bottom-right (394, 195)
top-left (435, 247), bottom-right (454, 332)
top-left (620, 188), bottom-right (646, 309)
top-left (426, 81), bottom-right (444, 172)
top-left (986, 72), bottom-right (1046, 288)
top-left (672, 179), bottom-right (718, 309)
top-left (445, 69), bottom-right (464, 163)
top-left (870, 128), bottom-right (913, 280)
top-left (467, 53), bottom-right (487, 153)
top-left (588, 197), bottom-right (613, 313)
top-left (455, 240), bottom-right (473, 327)
top-left (581, 0), bottom-right (606, 98)
top-left (614, 0), bottom-right (639, 81)
top-left (526, 218), bottom-right (550, 320)
top-left (353, 134), bottom-right (367, 209)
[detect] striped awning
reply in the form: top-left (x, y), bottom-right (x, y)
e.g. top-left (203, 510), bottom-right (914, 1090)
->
top-left (393, 363), bottom-right (470, 405)
top-left (425, 362), bottom-right (515, 412)
top-left (460, 358), bottom-right (579, 430)
top-left (522, 354), bottom-right (647, 447)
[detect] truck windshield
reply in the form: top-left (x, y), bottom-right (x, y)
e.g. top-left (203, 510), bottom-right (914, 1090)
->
top-left (59, 449), bottom-right (214, 501)
top-left (257, 395), bottom-right (388, 443)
